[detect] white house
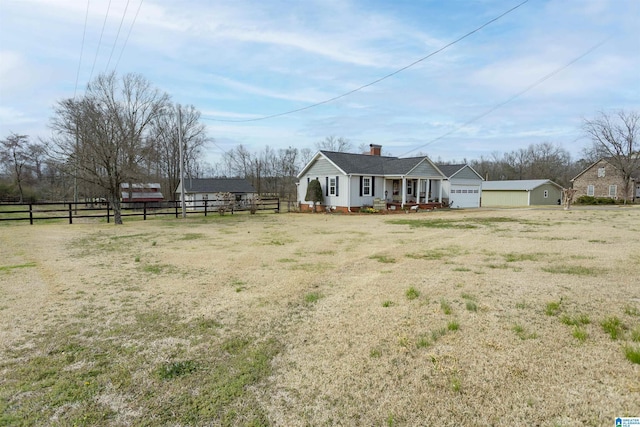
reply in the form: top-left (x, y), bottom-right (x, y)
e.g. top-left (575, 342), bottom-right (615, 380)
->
top-left (297, 145), bottom-right (447, 212)
top-left (175, 178), bottom-right (257, 211)
top-left (436, 164), bottom-right (484, 208)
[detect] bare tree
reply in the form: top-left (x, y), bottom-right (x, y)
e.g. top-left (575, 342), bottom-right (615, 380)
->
top-left (315, 136), bottom-right (353, 152)
top-left (0, 133), bottom-right (31, 202)
top-left (528, 142), bottom-right (572, 186)
top-left (583, 110), bottom-right (639, 202)
top-left (471, 143), bottom-right (573, 186)
top-left (299, 148), bottom-right (313, 169)
top-left (50, 72), bottom-right (170, 224)
top-left (149, 103), bottom-right (209, 198)
top-left (222, 144), bottom-right (253, 178)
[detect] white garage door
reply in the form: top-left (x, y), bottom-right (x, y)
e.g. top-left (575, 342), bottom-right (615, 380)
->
top-left (449, 185), bottom-right (481, 208)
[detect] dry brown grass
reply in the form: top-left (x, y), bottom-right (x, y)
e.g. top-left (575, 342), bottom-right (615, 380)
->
top-left (1, 207), bottom-right (639, 426)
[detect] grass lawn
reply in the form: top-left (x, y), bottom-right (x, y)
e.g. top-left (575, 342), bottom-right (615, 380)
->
top-left (1, 207), bottom-right (639, 426)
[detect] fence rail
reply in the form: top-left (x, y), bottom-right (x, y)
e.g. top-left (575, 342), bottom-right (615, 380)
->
top-left (0, 198), bottom-right (280, 225)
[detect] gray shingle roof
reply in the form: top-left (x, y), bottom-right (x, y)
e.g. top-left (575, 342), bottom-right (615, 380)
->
top-left (435, 164), bottom-right (466, 178)
top-left (321, 151), bottom-right (425, 175)
top-left (180, 178), bottom-right (256, 193)
top-left (482, 179), bottom-right (560, 191)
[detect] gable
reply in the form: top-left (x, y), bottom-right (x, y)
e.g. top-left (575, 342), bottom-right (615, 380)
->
top-left (406, 159), bottom-right (442, 177)
top-left (451, 166), bottom-right (483, 180)
top-left (302, 157), bottom-right (344, 177)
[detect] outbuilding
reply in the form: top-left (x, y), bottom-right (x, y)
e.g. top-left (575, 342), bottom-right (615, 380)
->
top-left (481, 179), bottom-right (562, 207)
top-left (175, 178), bottom-right (257, 211)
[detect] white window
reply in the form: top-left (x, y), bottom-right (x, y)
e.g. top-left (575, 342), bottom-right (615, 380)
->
top-left (609, 185), bottom-right (617, 197)
top-left (329, 178), bottom-right (336, 196)
top-left (597, 167), bottom-right (606, 177)
top-left (363, 177), bottom-right (371, 196)
top-left (587, 185), bottom-right (594, 196)
top-left (407, 180), bottom-right (413, 195)
top-left (544, 190), bottom-right (549, 198)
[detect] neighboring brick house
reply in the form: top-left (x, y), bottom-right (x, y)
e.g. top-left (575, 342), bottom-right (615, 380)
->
top-left (571, 158), bottom-right (639, 201)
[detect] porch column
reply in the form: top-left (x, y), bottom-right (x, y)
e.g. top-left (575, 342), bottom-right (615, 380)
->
top-left (438, 179), bottom-right (443, 203)
top-left (416, 178), bottom-right (421, 203)
top-left (383, 179), bottom-right (387, 202)
top-left (347, 175), bottom-right (351, 212)
top-left (426, 179), bottom-right (431, 202)
top-left (401, 177), bottom-right (406, 208)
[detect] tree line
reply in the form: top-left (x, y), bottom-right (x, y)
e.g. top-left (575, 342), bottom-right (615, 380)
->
top-left (1, 70), bottom-right (638, 223)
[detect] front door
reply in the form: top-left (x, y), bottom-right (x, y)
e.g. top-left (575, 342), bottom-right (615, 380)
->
top-left (392, 180), bottom-right (400, 201)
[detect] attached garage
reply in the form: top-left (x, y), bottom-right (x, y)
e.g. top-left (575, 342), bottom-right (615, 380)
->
top-left (437, 164), bottom-right (484, 208)
top-left (449, 184), bottom-right (482, 208)
top-left (481, 179), bottom-right (562, 207)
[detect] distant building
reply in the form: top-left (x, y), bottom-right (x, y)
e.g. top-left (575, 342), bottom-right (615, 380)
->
top-left (571, 158), bottom-right (639, 201)
top-left (120, 183), bottom-right (164, 208)
top-left (175, 178), bottom-right (257, 211)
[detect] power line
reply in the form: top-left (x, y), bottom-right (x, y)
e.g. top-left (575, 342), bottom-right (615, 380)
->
top-left (73, 0), bottom-right (91, 98)
top-left (201, 0), bottom-right (529, 123)
top-left (88, 0), bottom-right (113, 83)
top-left (398, 37), bottom-right (612, 158)
top-left (105, 0), bottom-right (132, 71)
top-left (114, 0), bottom-right (144, 71)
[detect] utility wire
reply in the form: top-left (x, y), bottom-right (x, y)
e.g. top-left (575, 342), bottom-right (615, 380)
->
top-left (398, 37), bottom-right (612, 158)
top-left (202, 0), bottom-right (529, 123)
top-left (114, 0), bottom-right (144, 71)
top-left (105, 0), bottom-right (131, 71)
top-left (73, 0), bottom-right (91, 98)
top-left (88, 0), bottom-right (113, 83)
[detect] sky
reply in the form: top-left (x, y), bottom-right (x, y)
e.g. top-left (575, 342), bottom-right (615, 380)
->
top-left (0, 0), bottom-right (638, 167)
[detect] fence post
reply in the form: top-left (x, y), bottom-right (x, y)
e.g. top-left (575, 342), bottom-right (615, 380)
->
top-left (29, 203), bottom-right (33, 225)
top-left (175, 201), bottom-right (179, 218)
top-left (107, 203), bottom-right (110, 223)
top-left (143, 202), bottom-right (147, 220)
top-left (204, 200), bottom-right (208, 216)
top-left (277, 198), bottom-right (280, 212)
top-left (68, 203), bottom-right (73, 224)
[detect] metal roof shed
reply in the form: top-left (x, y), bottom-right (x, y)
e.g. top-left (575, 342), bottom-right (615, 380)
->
top-left (481, 179), bottom-right (562, 207)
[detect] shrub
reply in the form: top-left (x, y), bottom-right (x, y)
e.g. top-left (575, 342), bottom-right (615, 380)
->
top-left (360, 207), bottom-right (379, 214)
top-left (305, 179), bottom-right (324, 211)
top-left (575, 195), bottom-right (617, 205)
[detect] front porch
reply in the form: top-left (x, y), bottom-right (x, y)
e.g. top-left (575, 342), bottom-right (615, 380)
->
top-left (383, 177), bottom-right (444, 207)
top-left (386, 201), bottom-right (444, 211)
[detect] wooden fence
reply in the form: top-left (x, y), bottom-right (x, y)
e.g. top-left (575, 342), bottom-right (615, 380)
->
top-left (0, 198), bottom-right (281, 225)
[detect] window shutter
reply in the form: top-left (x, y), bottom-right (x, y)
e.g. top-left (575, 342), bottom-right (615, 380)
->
top-left (307, 177), bottom-right (310, 184)
top-left (371, 177), bottom-right (375, 196)
top-left (359, 176), bottom-right (363, 197)
top-left (336, 176), bottom-right (339, 197)
top-left (325, 177), bottom-right (329, 196)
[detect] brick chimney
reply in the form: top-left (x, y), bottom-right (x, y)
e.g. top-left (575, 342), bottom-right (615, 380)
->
top-left (369, 144), bottom-right (382, 156)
